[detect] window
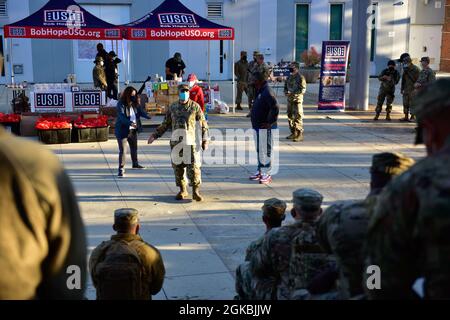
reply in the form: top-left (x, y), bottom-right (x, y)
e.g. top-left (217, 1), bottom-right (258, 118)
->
top-left (295, 4), bottom-right (309, 62)
top-left (207, 3), bottom-right (223, 19)
top-left (330, 4), bottom-right (343, 40)
top-left (0, 0), bottom-right (7, 18)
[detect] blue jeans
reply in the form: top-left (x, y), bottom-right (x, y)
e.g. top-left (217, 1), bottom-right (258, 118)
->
top-left (255, 129), bottom-right (273, 174)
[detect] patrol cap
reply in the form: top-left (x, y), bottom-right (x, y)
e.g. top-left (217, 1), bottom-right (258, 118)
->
top-left (420, 56), bottom-right (430, 64)
top-left (387, 60), bottom-right (396, 66)
top-left (178, 84), bottom-right (190, 91)
top-left (262, 198), bottom-right (287, 220)
top-left (114, 208), bottom-right (139, 226)
top-left (241, 51), bottom-right (247, 56)
top-left (370, 152), bottom-right (415, 176)
top-left (256, 53), bottom-right (264, 58)
top-left (293, 188), bottom-right (323, 211)
top-left (253, 51), bottom-right (260, 56)
top-left (291, 61), bottom-right (300, 69)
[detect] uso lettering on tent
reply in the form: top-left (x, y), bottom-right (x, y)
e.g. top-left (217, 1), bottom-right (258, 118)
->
top-left (158, 13), bottom-right (197, 26)
top-left (44, 10), bottom-right (85, 24)
top-left (105, 29), bottom-right (121, 38)
top-left (9, 27), bottom-right (26, 37)
top-left (73, 92), bottom-right (101, 109)
top-left (36, 93), bottom-right (65, 108)
top-left (325, 45), bottom-right (347, 58)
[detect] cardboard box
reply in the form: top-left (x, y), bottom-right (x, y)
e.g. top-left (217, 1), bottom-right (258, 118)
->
top-left (147, 96), bottom-right (156, 103)
top-left (155, 95), bottom-right (169, 106)
top-left (168, 86), bottom-right (179, 95)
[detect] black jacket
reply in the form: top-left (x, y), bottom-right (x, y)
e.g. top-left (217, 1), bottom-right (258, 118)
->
top-left (250, 82), bottom-right (280, 130)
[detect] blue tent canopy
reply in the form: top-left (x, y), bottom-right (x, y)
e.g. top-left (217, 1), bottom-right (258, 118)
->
top-left (5, 0), bottom-right (122, 40)
top-left (123, 0), bottom-right (234, 41)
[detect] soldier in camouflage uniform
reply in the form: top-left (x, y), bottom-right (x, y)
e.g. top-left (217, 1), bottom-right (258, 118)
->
top-left (93, 56), bottom-right (107, 90)
top-left (250, 189), bottom-right (327, 300)
top-left (400, 56), bottom-right (420, 122)
top-left (235, 51), bottom-right (249, 111)
top-left (365, 79), bottom-right (450, 299)
top-left (284, 62), bottom-right (307, 141)
top-left (148, 84), bottom-right (209, 201)
top-left (414, 57), bottom-right (436, 94)
top-left (89, 208), bottom-right (166, 300)
top-left (374, 60), bottom-right (400, 121)
top-left (235, 198), bottom-right (287, 300)
top-left (317, 153), bottom-right (414, 299)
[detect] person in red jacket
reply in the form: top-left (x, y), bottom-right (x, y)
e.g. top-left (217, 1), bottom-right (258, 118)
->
top-left (187, 74), bottom-right (205, 112)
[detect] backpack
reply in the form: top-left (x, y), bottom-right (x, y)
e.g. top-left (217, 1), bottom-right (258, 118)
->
top-left (95, 240), bottom-right (144, 300)
top-left (289, 222), bottom-right (332, 294)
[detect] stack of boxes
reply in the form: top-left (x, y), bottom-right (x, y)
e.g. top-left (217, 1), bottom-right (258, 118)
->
top-left (145, 81), bottom-right (180, 115)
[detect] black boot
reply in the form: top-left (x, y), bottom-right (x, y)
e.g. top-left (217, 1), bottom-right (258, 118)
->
top-left (373, 113), bottom-right (380, 121)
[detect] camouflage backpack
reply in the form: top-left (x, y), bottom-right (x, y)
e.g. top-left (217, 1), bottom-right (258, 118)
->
top-left (288, 222), bottom-right (332, 294)
top-left (95, 240), bottom-right (144, 300)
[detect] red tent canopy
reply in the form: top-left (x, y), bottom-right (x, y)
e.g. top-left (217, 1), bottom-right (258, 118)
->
top-left (4, 0), bottom-right (122, 40)
top-left (123, 0), bottom-right (234, 41)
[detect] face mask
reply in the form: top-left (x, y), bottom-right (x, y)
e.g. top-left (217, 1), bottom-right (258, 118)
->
top-left (403, 63), bottom-right (409, 68)
top-left (100, 61), bottom-right (104, 66)
top-left (243, 56), bottom-right (247, 61)
top-left (130, 96), bottom-right (137, 103)
top-left (179, 92), bottom-right (189, 102)
top-left (189, 81), bottom-right (195, 88)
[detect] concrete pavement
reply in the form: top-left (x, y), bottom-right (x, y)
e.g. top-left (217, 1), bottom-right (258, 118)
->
top-left (39, 82), bottom-right (426, 299)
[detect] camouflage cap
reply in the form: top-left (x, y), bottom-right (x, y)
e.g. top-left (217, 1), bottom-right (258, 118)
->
top-left (178, 84), bottom-right (190, 91)
top-left (262, 198), bottom-right (287, 220)
top-left (412, 78), bottom-right (450, 124)
top-left (253, 51), bottom-right (261, 56)
top-left (420, 56), bottom-right (430, 63)
top-left (293, 188), bottom-right (323, 210)
top-left (241, 51), bottom-right (247, 55)
top-left (114, 208), bottom-right (139, 225)
top-left (370, 152), bottom-right (415, 176)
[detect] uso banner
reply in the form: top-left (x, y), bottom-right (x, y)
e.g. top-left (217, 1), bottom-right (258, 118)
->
top-left (318, 41), bottom-right (350, 111)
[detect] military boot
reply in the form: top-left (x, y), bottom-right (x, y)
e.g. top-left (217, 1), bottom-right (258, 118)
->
top-left (192, 186), bottom-right (204, 202)
top-left (236, 104), bottom-right (243, 111)
top-left (400, 114), bottom-right (409, 122)
top-left (292, 130), bottom-right (304, 142)
top-left (373, 113), bottom-right (380, 121)
top-left (286, 130), bottom-right (296, 139)
top-left (175, 184), bottom-right (188, 200)
top-left (385, 113), bottom-right (391, 121)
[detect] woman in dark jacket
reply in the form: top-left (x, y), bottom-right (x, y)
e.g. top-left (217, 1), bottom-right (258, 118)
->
top-left (115, 86), bottom-right (151, 178)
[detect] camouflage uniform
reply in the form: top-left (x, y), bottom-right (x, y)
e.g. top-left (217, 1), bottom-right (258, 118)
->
top-left (235, 198), bottom-right (287, 300)
top-left (376, 67), bottom-right (400, 114)
top-left (250, 189), bottom-right (327, 300)
top-left (318, 153), bottom-right (415, 299)
top-left (153, 97), bottom-right (209, 188)
top-left (248, 53), bottom-right (271, 110)
top-left (401, 62), bottom-right (420, 117)
top-left (89, 209), bottom-right (166, 300)
top-left (235, 52), bottom-right (249, 106)
top-left (93, 57), bottom-right (107, 90)
top-left (415, 67), bottom-right (436, 94)
top-left (366, 79), bottom-right (450, 299)
top-left (284, 71), bottom-right (307, 135)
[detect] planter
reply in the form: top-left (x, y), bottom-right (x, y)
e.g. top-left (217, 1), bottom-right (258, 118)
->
top-left (0, 122), bottom-right (21, 135)
top-left (73, 126), bottom-right (110, 143)
top-left (300, 68), bottom-right (321, 84)
top-left (38, 128), bottom-right (72, 145)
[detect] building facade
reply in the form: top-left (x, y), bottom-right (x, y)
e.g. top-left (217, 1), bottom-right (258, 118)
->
top-left (0, 0), bottom-right (446, 84)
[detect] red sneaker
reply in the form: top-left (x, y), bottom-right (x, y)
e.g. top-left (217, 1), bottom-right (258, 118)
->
top-left (249, 171), bottom-right (262, 181)
top-left (259, 174), bottom-right (272, 184)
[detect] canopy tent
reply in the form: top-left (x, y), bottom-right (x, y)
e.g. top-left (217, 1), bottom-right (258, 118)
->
top-left (3, 0), bottom-right (123, 84)
top-left (122, 0), bottom-right (237, 112)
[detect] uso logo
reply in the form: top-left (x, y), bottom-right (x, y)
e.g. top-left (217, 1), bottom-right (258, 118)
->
top-left (36, 93), bottom-right (65, 108)
top-left (325, 45), bottom-right (347, 58)
top-left (9, 27), bottom-right (26, 37)
top-left (44, 10), bottom-right (84, 24)
top-left (219, 29), bottom-right (233, 39)
top-left (105, 29), bottom-right (120, 38)
top-left (159, 13), bottom-right (197, 25)
top-left (132, 29), bottom-right (147, 39)
top-left (73, 92), bottom-right (101, 107)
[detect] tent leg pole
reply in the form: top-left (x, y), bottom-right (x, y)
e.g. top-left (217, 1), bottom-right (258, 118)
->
top-left (232, 39), bottom-right (235, 114)
top-left (207, 41), bottom-right (211, 87)
top-left (9, 38), bottom-right (14, 84)
top-left (127, 40), bottom-right (131, 83)
top-left (115, 40), bottom-right (120, 93)
top-left (122, 39), bottom-right (127, 85)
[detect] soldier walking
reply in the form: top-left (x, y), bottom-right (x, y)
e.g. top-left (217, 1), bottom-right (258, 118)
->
top-left (235, 51), bottom-right (249, 111)
top-left (400, 56), bottom-right (420, 122)
top-left (374, 60), bottom-right (400, 121)
top-left (284, 62), bottom-right (306, 141)
top-left (148, 84), bottom-right (209, 202)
